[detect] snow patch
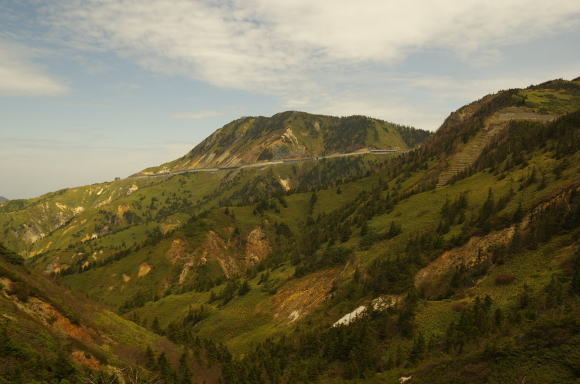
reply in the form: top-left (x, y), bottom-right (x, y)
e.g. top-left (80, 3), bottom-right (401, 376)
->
top-left (333, 296), bottom-right (401, 327)
top-left (333, 305), bottom-right (367, 327)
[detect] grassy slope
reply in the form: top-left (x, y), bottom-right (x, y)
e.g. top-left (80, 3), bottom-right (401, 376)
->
top-left (0, 79), bottom-right (579, 382)
top-left (140, 111), bottom-right (428, 174)
top-left (0, 245), bottom-right (211, 382)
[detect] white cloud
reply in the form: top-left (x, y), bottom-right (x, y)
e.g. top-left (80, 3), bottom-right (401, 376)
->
top-left (43, 0), bottom-right (580, 95)
top-left (35, 0), bottom-right (580, 131)
top-left (0, 41), bottom-right (69, 96)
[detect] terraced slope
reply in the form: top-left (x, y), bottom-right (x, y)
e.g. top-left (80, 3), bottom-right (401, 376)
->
top-left (436, 106), bottom-right (558, 187)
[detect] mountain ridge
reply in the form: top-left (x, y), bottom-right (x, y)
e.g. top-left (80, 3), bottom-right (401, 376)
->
top-left (0, 77), bottom-right (579, 383)
top-left (137, 110), bottom-right (431, 176)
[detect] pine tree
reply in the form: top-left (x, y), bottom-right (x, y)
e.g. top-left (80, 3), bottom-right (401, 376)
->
top-left (238, 280), bottom-right (250, 296)
top-left (145, 345), bottom-right (155, 367)
top-left (409, 333), bottom-right (425, 363)
top-left (152, 317), bottom-right (162, 334)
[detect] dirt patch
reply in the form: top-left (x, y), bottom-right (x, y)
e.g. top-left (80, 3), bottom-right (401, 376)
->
top-left (415, 226), bottom-right (515, 297)
top-left (202, 231), bottom-right (240, 278)
top-left (160, 222), bottom-right (180, 234)
top-left (167, 239), bottom-right (191, 264)
top-left (127, 184), bottom-right (139, 195)
top-left (178, 262), bottom-right (195, 284)
top-left (137, 263), bottom-right (152, 278)
top-left (116, 204), bottom-right (130, 219)
top-left (245, 227), bottom-right (271, 266)
top-left (278, 178), bottom-right (291, 191)
top-left (44, 259), bottom-right (69, 275)
top-left (11, 296), bottom-right (95, 345)
top-left (71, 350), bottom-right (101, 370)
top-left (272, 269), bottom-right (339, 323)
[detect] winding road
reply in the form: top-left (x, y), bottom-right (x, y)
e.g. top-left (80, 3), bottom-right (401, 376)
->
top-left (133, 149), bottom-right (408, 179)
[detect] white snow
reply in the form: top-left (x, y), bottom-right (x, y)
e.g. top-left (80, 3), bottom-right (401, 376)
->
top-left (332, 296), bottom-right (401, 327)
top-left (333, 305), bottom-right (367, 327)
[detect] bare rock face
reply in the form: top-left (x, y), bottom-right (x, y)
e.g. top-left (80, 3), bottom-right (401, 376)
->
top-left (169, 227), bottom-right (272, 282)
top-left (245, 227), bottom-right (271, 266)
top-left (271, 269), bottom-right (339, 323)
top-left (415, 226), bottom-right (516, 297)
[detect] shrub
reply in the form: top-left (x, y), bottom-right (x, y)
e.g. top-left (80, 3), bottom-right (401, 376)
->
top-left (8, 281), bottom-right (31, 301)
top-left (452, 302), bottom-right (468, 312)
top-left (495, 273), bottom-right (516, 285)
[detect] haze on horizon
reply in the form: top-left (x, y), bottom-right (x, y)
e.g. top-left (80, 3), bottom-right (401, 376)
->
top-left (1, 0), bottom-right (579, 199)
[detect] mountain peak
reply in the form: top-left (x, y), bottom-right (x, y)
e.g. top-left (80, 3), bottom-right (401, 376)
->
top-left (138, 111), bottom-right (431, 175)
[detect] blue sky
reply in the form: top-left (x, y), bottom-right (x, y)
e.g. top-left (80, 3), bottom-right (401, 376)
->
top-left (1, 0), bottom-right (579, 199)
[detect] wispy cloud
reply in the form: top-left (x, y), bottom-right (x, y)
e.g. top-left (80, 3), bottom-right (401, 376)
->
top-left (0, 40), bottom-right (69, 96)
top-left (38, 0), bottom-right (580, 129)
top-left (43, 0), bottom-right (580, 95)
top-left (172, 110), bottom-right (225, 120)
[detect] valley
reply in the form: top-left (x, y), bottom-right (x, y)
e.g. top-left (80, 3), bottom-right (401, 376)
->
top-left (1, 78), bottom-right (579, 383)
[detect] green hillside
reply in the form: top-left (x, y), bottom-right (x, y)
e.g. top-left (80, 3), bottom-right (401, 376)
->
top-left (0, 78), bottom-right (579, 383)
top-left (0, 242), bottom-right (219, 383)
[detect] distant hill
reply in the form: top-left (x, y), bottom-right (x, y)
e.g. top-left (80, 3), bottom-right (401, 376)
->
top-left (137, 111), bottom-right (431, 175)
top-left (0, 196), bottom-right (8, 202)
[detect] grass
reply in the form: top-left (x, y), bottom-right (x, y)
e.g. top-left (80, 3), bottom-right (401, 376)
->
top-left (522, 89), bottom-right (580, 114)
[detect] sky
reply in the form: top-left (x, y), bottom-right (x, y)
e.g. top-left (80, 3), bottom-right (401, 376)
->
top-left (1, 1), bottom-right (579, 199)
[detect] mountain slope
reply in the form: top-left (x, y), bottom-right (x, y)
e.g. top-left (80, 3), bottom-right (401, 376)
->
top-left (138, 111), bottom-right (430, 175)
top-left (0, 197), bottom-right (8, 203)
top-left (0, 242), bottom-right (216, 383)
top-left (0, 77), bottom-right (579, 383)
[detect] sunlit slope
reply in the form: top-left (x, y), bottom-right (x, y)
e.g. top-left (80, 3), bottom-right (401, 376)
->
top-left (33, 80), bottom-right (578, 359)
top-left (0, 243), bottom-right (214, 383)
top-left (138, 111), bottom-right (431, 175)
top-left (0, 78), bottom-right (578, 383)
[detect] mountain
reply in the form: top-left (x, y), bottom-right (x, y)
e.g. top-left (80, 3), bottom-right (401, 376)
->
top-left (1, 77), bottom-right (579, 383)
top-left (137, 111), bottom-right (431, 175)
top-left (0, 197), bottom-right (8, 203)
top-left (0, 242), bottom-right (217, 383)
